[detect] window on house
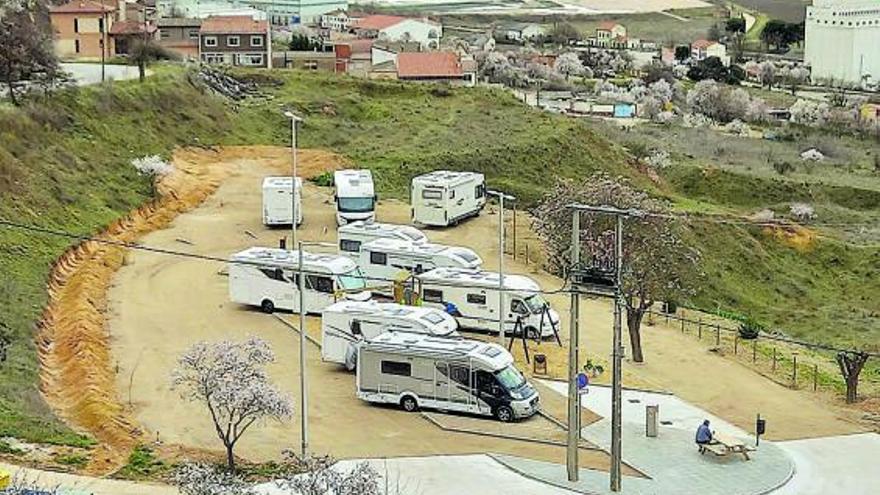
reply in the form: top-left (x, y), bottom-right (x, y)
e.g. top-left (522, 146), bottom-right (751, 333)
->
top-left (339, 239), bottom-right (361, 252)
top-left (251, 35), bottom-right (264, 47)
top-left (228, 35), bottom-right (240, 47)
top-left (240, 53), bottom-right (264, 66)
top-left (188, 29), bottom-right (199, 39)
top-left (160, 29), bottom-right (170, 39)
top-left (98, 17), bottom-right (104, 33)
top-left (381, 360), bottom-right (412, 376)
top-left (75, 39), bottom-right (80, 53)
top-left (466, 293), bottom-right (487, 305)
top-left (370, 252), bottom-right (387, 265)
top-left (204, 36), bottom-right (217, 47)
top-left (423, 288), bottom-right (443, 303)
top-left (304, 60), bottom-right (319, 70)
top-left (74, 18), bottom-right (79, 33)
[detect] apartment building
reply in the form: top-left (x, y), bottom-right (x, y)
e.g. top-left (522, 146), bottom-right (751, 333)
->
top-left (199, 15), bottom-right (272, 68)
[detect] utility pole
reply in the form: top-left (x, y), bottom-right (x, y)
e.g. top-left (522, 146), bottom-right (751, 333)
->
top-left (284, 111), bottom-right (303, 248)
top-left (566, 209), bottom-right (580, 481)
top-left (610, 213), bottom-right (624, 492)
top-left (100, 0), bottom-right (106, 82)
top-left (487, 190), bottom-right (515, 348)
top-left (297, 241), bottom-right (308, 458)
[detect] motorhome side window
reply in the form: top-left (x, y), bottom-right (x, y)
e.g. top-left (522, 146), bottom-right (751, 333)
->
top-left (466, 293), bottom-right (487, 305)
top-left (475, 184), bottom-right (485, 199)
top-left (370, 252), bottom-right (387, 265)
top-left (423, 289), bottom-right (443, 303)
top-left (259, 268), bottom-right (285, 282)
top-left (476, 370), bottom-right (497, 393)
top-left (448, 364), bottom-right (470, 386)
top-left (422, 189), bottom-right (442, 200)
top-left (381, 360), bottom-right (411, 376)
top-left (350, 320), bottom-right (362, 335)
top-left (511, 299), bottom-right (528, 314)
top-left (340, 239), bottom-right (361, 252)
top-left (306, 275), bottom-right (334, 294)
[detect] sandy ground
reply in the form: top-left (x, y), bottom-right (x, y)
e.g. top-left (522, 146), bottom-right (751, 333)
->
top-left (104, 145), bottom-right (862, 473)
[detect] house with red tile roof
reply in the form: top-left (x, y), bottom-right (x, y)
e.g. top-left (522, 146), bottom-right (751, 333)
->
top-left (391, 51), bottom-right (475, 86)
top-left (109, 20), bottom-right (158, 56)
top-left (691, 39), bottom-right (729, 66)
top-left (199, 15), bottom-right (272, 68)
top-left (49, 0), bottom-right (117, 59)
top-left (353, 14), bottom-right (442, 50)
top-left (594, 21), bottom-right (628, 48)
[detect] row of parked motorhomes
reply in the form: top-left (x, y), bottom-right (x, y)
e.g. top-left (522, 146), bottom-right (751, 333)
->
top-left (238, 171), bottom-right (544, 422)
top-left (262, 169), bottom-right (487, 227)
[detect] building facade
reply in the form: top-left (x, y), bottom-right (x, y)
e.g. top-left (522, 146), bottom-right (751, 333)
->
top-left (157, 17), bottom-right (202, 59)
top-left (199, 15), bottom-right (271, 68)
top-left (805, 0), bottom-right (880, 86)
top-left (239, 0), bottom-right (348, 25)
top-left (49, 0), bottom-right (117, 59)
top-left (354, 15), bottom-right (442, 50)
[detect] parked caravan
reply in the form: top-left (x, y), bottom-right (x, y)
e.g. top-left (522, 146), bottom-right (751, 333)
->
top-left (262, 177), bottom-right (303, 226)
top-left (359, 238), bottom-right (482, 286)
top-left (357, 332), bottom-right (540, 421)
top-left (415, 268), bottom-right (560, 339)
top-left (228, 247), bottom-right (369, 314)
top-left (411, 171), bottom-right (486, 227)
top-left (337, 221), bottom-right (428, 260)
top-left (321, 300), bottom-right (459, 369)
top-left (334, 170), bottom-right (376, 225)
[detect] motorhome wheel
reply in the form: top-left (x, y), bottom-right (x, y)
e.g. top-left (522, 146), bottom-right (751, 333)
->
top-left (495, 405), bottom-right (514, 422)
top-left (400, 395), bottom-right (419, 412)
top-left (260, 299), bottom-right (275, 314)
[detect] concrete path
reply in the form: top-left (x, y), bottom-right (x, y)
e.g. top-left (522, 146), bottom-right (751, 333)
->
top-left (0, 462), bottom-right (176, 495)
top-left (772, 433), bottom-right (880, 495)
top-left (254, 454), bottom-right (574, 495)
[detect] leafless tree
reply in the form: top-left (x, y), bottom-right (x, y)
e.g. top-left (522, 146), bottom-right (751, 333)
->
top-left (171, 337), bottom-right (293, 472)
top-left (837, 351), bottom-right (871, 403)
top-left (532, 174), bottom-right (701, 362)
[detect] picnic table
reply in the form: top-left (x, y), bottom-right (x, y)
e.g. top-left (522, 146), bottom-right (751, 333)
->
top-left (701, 432), bottom-right (752, 461)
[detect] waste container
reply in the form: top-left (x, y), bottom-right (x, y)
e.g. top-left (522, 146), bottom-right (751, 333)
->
top-left (646, 404), bottom-right (659, 437)
top-left (0, 467), bottom-right (10, 489)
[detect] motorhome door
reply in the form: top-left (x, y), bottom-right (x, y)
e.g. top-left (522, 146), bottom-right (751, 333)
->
top-left (433, 362), bottom-right (451, 403)
top-left (419, 187), bottom-right (446, 225)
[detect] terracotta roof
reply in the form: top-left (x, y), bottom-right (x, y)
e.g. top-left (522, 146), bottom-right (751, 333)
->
top-left (109, 20), bottom-right (157, 35)
top-left (50, 0), bottom-right (115, 13)
top-left (349, 39), bottom-right (374, 54)
top-left (691, 39), bottom-right (717, 49)
top-left (157, 17), bottom-right (202, 28)
top-left (200, 15), bottom-right (267, 35)
top-left (397, 52), bottom-right (462, 78)
top-left (355, 14), bottom-right (407, 30)
top-left (597, 21), bottom-right (621, 30)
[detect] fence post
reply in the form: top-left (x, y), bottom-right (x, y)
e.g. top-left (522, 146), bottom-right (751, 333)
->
top-left (715, 325), bottom-right (721, 347)
top-left (813, 364), bottom-right (818, 391)
top-left (512, 204), bottom-right (517, 260)
top-left (752, 339), bottom-right (757, 363)
top-left (681, 317), bottom-right (685, 333)
top-left (525, 243), bottom-right (529, 265)
top-left (772, 347), bottom-right (777, 372)
top-left (792, 354), bottom-right (798, 388)
top-left (734, 335), bottom-right (739, 355)
top-left (698, 318), bottom-right (702, 340)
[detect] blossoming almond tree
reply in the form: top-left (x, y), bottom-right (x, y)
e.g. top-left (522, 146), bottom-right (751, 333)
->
top-left (172, 337), bottom-right (292, 472)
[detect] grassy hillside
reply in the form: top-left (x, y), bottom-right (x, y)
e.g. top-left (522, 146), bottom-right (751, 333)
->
top-left (0, 69), bottom-right (233, 445)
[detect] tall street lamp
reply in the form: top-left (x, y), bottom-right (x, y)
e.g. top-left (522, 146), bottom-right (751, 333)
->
top-left (284, 111), bottom-right (303, 248)
top-left (486, 189), bottom-right (515, 347)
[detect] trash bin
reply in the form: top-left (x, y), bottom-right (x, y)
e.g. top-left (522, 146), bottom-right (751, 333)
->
top-left (0, 467), bottom-right (10, 489)
top-left (646, 404), bottom-right (659, 437)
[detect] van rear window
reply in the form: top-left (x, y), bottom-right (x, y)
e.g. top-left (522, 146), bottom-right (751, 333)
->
top-left (422, 189), bottom-right (443, 200)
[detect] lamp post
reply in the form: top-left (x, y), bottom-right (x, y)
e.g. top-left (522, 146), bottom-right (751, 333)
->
top-left (486, 190), bottom-right (515, 347)
top-left (294, 240), bottom-right (335, 458)
top-left (283, 111), bottom-right (303, 248)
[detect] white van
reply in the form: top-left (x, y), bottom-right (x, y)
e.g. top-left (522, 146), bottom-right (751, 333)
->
top-left (415, 267), bottom-right (560, 339)
top-left (357, 332), bottom-right (540, 422)
top-left (411, 171), bottom-right (486, 227)
top-left (358, 238), bottom-right (482, 287)
top-left (334, 170), bottom-right (376, 225)
top-left (262, 177), bottom-right (303, 226)
top-left (228, 247), bottom-right (370, 314)
top-left (337, 221), bottom-right (428, 261)
top-left (321, 300), bottom-right (459, 369)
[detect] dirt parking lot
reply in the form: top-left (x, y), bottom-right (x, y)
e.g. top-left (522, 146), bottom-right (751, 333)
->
top-left (107, 146), bottom-right (861, 472)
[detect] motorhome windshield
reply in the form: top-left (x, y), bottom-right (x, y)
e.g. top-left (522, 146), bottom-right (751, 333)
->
top-left (338, 197), bottom-right (375, 213)
top-left (337, 268), bottom-right (367, 291)
top-left (495, 365), bottom-right (526, 391)
top-left (524, 294), bottom-right (549, 314)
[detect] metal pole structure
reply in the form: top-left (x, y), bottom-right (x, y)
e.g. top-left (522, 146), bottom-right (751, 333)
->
top-left (610, 214), bottom-right (624, 492)
top-left (100, 0), bottom-right (106, 82)
top-left (284, 111), bottom-right (302, 249)
top-left (487, 190), bottom-right (514, 347)
top-left (566, 209), bottom-right (580, 482)
top-left (298, 241), bottom-right (308, 458)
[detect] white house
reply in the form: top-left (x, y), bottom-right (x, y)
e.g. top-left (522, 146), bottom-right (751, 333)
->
top-left (320, 9), bottom-right (356, 31)
top-left (501, 22), bottom-right (545, 43)
top-left (691, 39), bottom-right (730, 66)
top-left (805, 0), bottom-right (880, 87)
top-left (354, 14), bottom-right (442, 50)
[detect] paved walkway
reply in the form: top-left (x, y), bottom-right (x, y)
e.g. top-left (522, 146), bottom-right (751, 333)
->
top-left (773, 433), bottom-right (880, 495)
top-left (499, 381), bottom-right (794, 495)
top-left (0, 462), bottom-right (176, 495)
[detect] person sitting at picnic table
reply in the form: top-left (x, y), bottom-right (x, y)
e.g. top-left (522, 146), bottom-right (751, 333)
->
top-left (695, 419), bottom-right (713, 452)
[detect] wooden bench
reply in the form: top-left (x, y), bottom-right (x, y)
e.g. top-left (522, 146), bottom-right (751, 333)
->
top-left (699, 433), bottom-right (752, 461)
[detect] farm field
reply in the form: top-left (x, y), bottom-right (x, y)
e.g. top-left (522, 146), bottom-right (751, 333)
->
top-left (354, 0), bottom-right (710, 15)
top-left (731, 0), bottom-right (808, 23)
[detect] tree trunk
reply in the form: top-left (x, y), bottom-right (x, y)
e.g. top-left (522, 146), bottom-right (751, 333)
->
top-left (6, 76), bottom-right (17, 106)
top-left (138, 61), bottom-right (145, 82)
top-left (836, 351), bottom-right (869, 404)
top-left (225, 444), bottom-right (236, 472)
top-left (626, 307), bottom-right (645, 363)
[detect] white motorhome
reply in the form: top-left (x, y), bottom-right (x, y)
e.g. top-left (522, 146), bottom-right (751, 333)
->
top-left (334, 170), bottom-right (376, 225)
top-left (411, 171), bottom-right (486, 227)
top-left (357, 332), bottom-right (540, 422)
top-left (321, 300), bottom-right (459, 369)
top-left (337, 221), bottom-right (428, 260)
top-left (358, 238), bottom-right (482, 287)
top-left (262, 177), bottom-right (303, 226)
top-left (228, 247), bottom-right (369, 314)
top-left (415, 268), bottom-right (560, 339)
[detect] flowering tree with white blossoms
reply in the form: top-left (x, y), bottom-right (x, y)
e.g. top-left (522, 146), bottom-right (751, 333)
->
top-left (174, 463), bottom-right (254, 495)
top-left (554, 52), bottom-right (586, 80)
top-left (789, 99), bottom-right (831, 127)
top-left (172, 337), bottom-right (292, 472)
top-left (789, 203), bottom-right (816, 222)
top-left (131, 154), bottom-right (173, 195)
